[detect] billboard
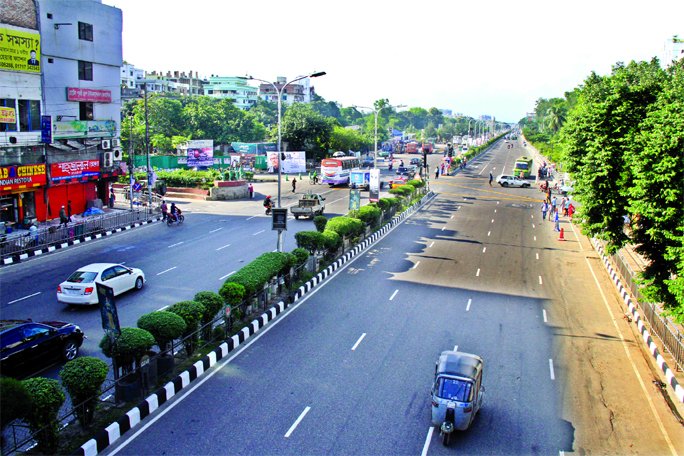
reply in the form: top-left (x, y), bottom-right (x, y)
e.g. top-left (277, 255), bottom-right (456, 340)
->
top-left (51, 160), bottom-right (100, 182)
top-left (52, 120), bottom-right (116, 139)
top-left (280, 152), bottom-right (306, 174)
top-left (0, 27), bottom-right (41, 73)
top-left (187, 140), bottom-right (214, 167)
top-left (0, 164), bottom-right (46, 191)
top-left (66, 88), bottom-right (112, 103)
top-left (266, 152), bottom-right (279, 173)
top-left (0, 107), bottom-right (16, 124)
top-left (369, 169), bottom-right (380, 202)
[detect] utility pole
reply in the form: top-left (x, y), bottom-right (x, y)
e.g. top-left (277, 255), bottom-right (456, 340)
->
top-left (143, 83), bottom-right (151, 207)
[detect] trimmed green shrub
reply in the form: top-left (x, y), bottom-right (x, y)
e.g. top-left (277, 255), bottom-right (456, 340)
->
top-left (194, 291), bottom-right (224, 340)
top-left (388, 187), bottom-right (404, 196)
top-left (99, 327), bottom-right (155, 373)
top-left (295, 231), bottom-right (325, 254)
top-left (1, 377), bottom-right (30, 431)
top-left (386, 197), bottom-right (402, 211)
top-left (325, 216), bottom-right (356, 237)
top-left (377, 198), bottom-right (391, 211)
top-left (137, 311), bottom-right (186, 352)
top-left (223, 252), bottom-right (290, 297)
top-left (355, 205), bottom-right (382, 228)
top-left (292, 248), bottom-right (309, 267)
top-left (22, 377), bottom-right (65, 454)
top-left (282, 252), bottom-right (296, 273)
top-left (212, 326), bottom-right (226, 340)
top-left (322, 230), bottom-right (342, 253)
top-left (219, 282), bottom-right (245, 305)
top-left (167, 301), bottom-right (206, 355)
top-left (245, 171), bottom-right (254, 180)
top-left (348, 218), bottom-right (366, 237)
top-left (406, 179), bottom-right (425, 188)
top-left (59, 357), bottom-right (109, 428)
top-left (313, 215), bottom-right (327, 232)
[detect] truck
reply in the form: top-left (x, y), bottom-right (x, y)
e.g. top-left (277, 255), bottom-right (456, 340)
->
top-left (291, 193), bottom-right (326, 220)
top-left (350, 170), bottom-right (371, 190)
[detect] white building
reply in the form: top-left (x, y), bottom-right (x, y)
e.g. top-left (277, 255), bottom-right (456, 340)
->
top-left (663, 37), bottom-right (684, 67)
top-left (121, 62), bottom-right (144, 89)
top-left (257, 76), bottom-right (314, 104)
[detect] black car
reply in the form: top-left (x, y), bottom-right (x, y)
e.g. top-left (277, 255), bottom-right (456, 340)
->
top-left (0, 320), bottom-right (85, 378)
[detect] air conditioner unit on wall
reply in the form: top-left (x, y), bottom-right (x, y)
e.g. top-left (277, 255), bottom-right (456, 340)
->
top-left (104, 152), bottom-right (113, 167)
top-left (112, 149), bottom-right (122, 161)
top-left (112, 138), bottom-right (121, 147)
top-left (102, 140), bottom-right (111, 150)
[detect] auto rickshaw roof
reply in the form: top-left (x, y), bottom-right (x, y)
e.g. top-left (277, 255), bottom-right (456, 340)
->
top-left (437, 351), bottom-right (483, 381)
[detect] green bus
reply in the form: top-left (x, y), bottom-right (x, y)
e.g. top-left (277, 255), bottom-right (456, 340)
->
top-left (514, 156), bottom-right (533, 178)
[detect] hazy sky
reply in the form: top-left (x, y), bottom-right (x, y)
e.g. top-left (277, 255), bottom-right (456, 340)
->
top-left (104, 0), bottom-right (683, 123)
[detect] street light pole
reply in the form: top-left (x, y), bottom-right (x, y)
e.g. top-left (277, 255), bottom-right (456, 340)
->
top-left (352, 104), bottom-right (406, 170)
top-left (143, 83), bottom-right (151, 208)
top-left (247, 72), bottom-right (326, 252)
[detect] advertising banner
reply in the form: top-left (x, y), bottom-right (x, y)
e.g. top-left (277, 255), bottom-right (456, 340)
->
top-left (369, 169), bottom-right (380, 202)
top-left (51, 160), bottom-right (100, 182)
top-left (255, 155), bottom-right (267, 170)
top-left (349, 189), bottom-right (361, 211)
top-left (0, 164), bottom-right (46, 191)
top-left (66, 87), bottom-right (112, 103)
top-left (230, 155), bottom-right (241, 167)
top-left (41, 115), bottom-right (51, 143)
top-left (52, 120), bottom-right (116, 139)
top-left (266, 152), bottom-right (280, 173)
top-left (0, 107), bottom-right (15, 124)
top-left (0, 27), bottom-right (41, 73)
top-left (280, 152), bottom-right (306, 174)
top-left (186, 139), bottom-right (214, 167)
top-left (97, 283), bottom-right (120, 335)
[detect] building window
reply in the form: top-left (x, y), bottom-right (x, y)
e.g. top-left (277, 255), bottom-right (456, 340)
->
top-left (48, 58), bottom-right (53, 63)
top-left (78, 61), bottom-right (93, 80)
top-left (79, 102), bottom-right (94, 121)
top-left (18, 100), bottom-right (41, 131)
top-left (0, 99), bottom-right (17, 132)
top-left (78, 22), bottom-right (93, 41)
top-left (47, 13), bottom-right (53, 19)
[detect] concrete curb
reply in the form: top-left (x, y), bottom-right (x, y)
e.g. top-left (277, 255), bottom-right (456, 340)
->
top-left (73, 191), bottom-right (436, 456)
top-left (592, 238), bottom-right (684, 404)
top-left (2, 217), bottom-right (163, 266)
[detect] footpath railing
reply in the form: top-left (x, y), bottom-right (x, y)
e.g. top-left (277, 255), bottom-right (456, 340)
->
top-left (0, 208), bottom-right (157, 263)
top-left (602, 241), bottom-right (684, 372)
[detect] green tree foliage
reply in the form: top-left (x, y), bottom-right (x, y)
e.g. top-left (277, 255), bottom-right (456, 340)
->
top-left (340, 107), bottom-right (364, 126)
top-left (322, 230), bottom-right (342, 253)
top-left (167, 301), bottom-right (206, 355)
top-left (295, 231), bottom-right (325, 254)
top-left (562, 58), bottom-right (684, 319)
top-left (278, 103), bottom-right (335, 154)
top-left (99, 327), bottom-right (155, 373)
top-left (248, 100), bottom-right (280, 128)
top-left (219, 282), bottom-right (245, 305)
top-left (1, 377), bottom-right (30, 431)
top-left (136, 311), bottom-right (186, 352)
top-left (22, 377), bottom-right (65, 454)
top-left (353, 205), bottom-right (382, 228)
top-left (59, 357), bottom-right (109, 428)
top-left (292, 248), bottom-right (310, 266)
top-left (329, 126), bottom-right (368, 152)
top-left (313, 215), bottom-right (327, 232)
top-left (194, 291), bottom-right (224, 340)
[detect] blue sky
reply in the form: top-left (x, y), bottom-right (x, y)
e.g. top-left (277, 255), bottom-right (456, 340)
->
top-left (105, 0), bottom-right (683, 123)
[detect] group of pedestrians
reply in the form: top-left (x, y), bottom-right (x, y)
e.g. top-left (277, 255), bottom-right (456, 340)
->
top-left (540, 195), bottom-right (575, 232)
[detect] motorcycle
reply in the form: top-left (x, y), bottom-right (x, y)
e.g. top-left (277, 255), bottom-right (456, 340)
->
top-left (265, 203), bottom-right (273, 215)
top-left (167, 211), bottom-right (184, 226)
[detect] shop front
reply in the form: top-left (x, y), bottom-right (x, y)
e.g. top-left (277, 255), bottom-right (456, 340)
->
top-left (0, 164), bottom-right (46, 229)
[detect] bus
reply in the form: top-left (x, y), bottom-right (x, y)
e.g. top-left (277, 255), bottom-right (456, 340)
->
top-left (321, 156), bottom-right (361, 185)
top-left (514, 156), bottom-right (533, 178)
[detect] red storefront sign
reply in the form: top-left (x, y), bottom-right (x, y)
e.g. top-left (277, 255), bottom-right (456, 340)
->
top-left (66, 87), bottom-right (112, 103)
top-left (51, 160), bottom-right (100, 183)
top-left (0, 164), bottom-right (46, 191)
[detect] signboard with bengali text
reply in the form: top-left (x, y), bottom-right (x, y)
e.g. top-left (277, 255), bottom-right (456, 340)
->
top-left (0, 107), bottom-right (16, 124)
top-left (66, 87), bottom-right (112, 103)
top-left (0, 27), bottom-right (41, 73)
top-left (51, 160), bottom-right (100, 183)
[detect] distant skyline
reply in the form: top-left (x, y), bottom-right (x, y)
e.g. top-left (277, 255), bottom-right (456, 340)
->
top-left (104, 0), bottom-right (683, 123)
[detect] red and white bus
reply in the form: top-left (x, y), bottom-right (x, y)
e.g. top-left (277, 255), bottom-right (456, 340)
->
top-left (321, 156), bottom-right (361, 185)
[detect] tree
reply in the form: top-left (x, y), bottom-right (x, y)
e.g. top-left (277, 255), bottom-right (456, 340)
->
top-left (278, 103), bottom-right (335, 154)
top-left (545, 104), bottom-right (567, 134)
top-left (329, 126), bottom-right (368, 152)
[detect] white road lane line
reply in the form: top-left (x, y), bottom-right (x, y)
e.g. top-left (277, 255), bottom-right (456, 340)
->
top-left (534, 236), bottom-right (537, 241)
top-left (536, 253), bottom-right (539, 260)
top-left (497, 201), bottom-right (499, 205)
top-left (284, 406), bottom-right (311, 438)
top-left (466, 299), bottom-right (472, 311)
top-left (533, 224), bottom-right (536, 228)
top-left (219, 271), bottom-right (236, 280)
top-left (389, 290), bottom-right (398, 301)
top-left (441, 226), bottom-right (445, 231)
top-left (421, 426), bottom-right (435, 456)
top-left (494, 209), bottom-right (497, 213)
top-left (157, 267), bottom-right (177, 276)
top-left (488, 231), bottom-right (491, 236)
top-left (216, 243), bottom-right (231, 251)
top-left (570, 222), bottom-right (584, 251)
top-left (209, 228), bottom-right (223, 233)
top-left (491, 219), bottom-right (494, 223)
top-left (429, 241), bottom-right (434, 248)
top-left (539, 276), bottom-right (543, 284)
top-left (549, 359), bottom-right (555, 380)
top-left (253, 230), bottom-right (265, 236)
top-left (157, 305), bottom-right (168, 311)
top-left (246, 215), bottom-right (256, 221)
top-left (168, 241), bottom-right (183, 248)
top-left (7, 291), bottom-right (41, 305)
top-left (543, 309), bottom-right (548, 323)
top-left (413, 261), bottom-right (420, 269)
top-left (532, 215), bottom-right (534, 218)
top-left (451, 215), bottom-right (454, 219)
top-left (482, 247), bottom-right (486, 253)
top-left (476, 269), bottom-right (481, 277)
top-left (454, 345), bottom-right (459, 351)
top-left (351, 333), bottom-right (366, 351)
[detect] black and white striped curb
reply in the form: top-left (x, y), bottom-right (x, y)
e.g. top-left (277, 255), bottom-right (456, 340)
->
top-left (2, 217), bottom-right (162, 266)
top-left (593, 238), bottom-right (684, 404)
top-left (74, 191), bottom-right (435, 456)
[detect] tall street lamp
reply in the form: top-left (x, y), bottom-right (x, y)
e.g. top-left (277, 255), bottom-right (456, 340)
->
top-left (352, 104), bottom-right (406, 170)
top-left (245, 71), bottom-right (326, 252)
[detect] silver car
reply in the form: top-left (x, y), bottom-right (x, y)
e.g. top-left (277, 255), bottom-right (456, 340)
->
top-left (57, 263), bottom-right (145, 305)
top-left (496, 174), bottom-right (530, 188)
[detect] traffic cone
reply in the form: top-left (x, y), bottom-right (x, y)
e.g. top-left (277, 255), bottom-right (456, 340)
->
top-left (558, 228), bottom-right (565, 241)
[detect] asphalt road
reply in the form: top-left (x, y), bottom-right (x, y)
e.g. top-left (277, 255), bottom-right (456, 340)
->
top-left (99, 140), bottom-right (577, 455)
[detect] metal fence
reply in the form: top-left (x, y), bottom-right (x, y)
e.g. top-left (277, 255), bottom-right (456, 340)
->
top-left (0, 208), bottom-right (157, 262)
top-left (604, 243), bottom-right (684, 372)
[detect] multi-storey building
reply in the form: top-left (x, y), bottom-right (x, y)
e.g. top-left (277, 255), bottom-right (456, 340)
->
top-left (203, 76), bottom-right (258, 110)
top-left (0, 0), bottom-right (125, 226)
top-left (143, 71), bottom-right (190, 95)
top-left (163, 70), bottom-right (205, 95)
top-left (663, 37), bottom-right (684, 66)
top-left (257, 76), bottom-right (315, 104)
top-left (120, 62), bottom-right (143, 104)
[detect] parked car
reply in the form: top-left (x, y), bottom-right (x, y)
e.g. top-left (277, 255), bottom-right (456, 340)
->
top-left (57, 263), bottom-right (145, 305)
top-left (362, 156), bottom-right (375, 167)
top-left (496, 174), bottom-right (530, 188)
top-left (410, 158), bottom-right (421, 165)
top-left (332, 151), bottom-right (347, 157)
top-left (0, 319), bottom-right (85, 378)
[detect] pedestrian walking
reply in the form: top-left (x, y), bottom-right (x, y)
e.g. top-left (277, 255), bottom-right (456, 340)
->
top-left (551, 196), bottom-right (557, 215)
top-left (248, 183), bottom-right (254, 199)
top-left (553, 209), bottom-right (560, 232)
top-left (489, 172), bottom-right (493, 187)
top-left (541, 201), bottom-right (548, 221)
top-left (435, 167), bottom-right (439, 179)
top-left (59, 205), bottom-right (68, 227)
top-left (292, 177), bottom-right (297, 193)
top-left (160, 200), bottom-right (168, 221)
top-left (564, 199), bottom-right (570, 217)
top-left (67, 200), bottom-right (73, 222)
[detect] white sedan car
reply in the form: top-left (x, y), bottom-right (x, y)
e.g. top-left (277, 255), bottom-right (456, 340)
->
top-left (496, 174), bottom-right (530, 188)
top-left (57, 263), bottom-right (145, 305)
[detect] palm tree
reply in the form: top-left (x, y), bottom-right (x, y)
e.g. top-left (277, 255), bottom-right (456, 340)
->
top-left (546, 105), bottom-right (567, 134)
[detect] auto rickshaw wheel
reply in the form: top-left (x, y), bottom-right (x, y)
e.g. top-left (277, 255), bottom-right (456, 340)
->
top-left (442, 432), bottom-right (450, 446)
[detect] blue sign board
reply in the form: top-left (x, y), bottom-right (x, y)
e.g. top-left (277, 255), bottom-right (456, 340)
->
top-left (40, 115), bottom-right (52, 143)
